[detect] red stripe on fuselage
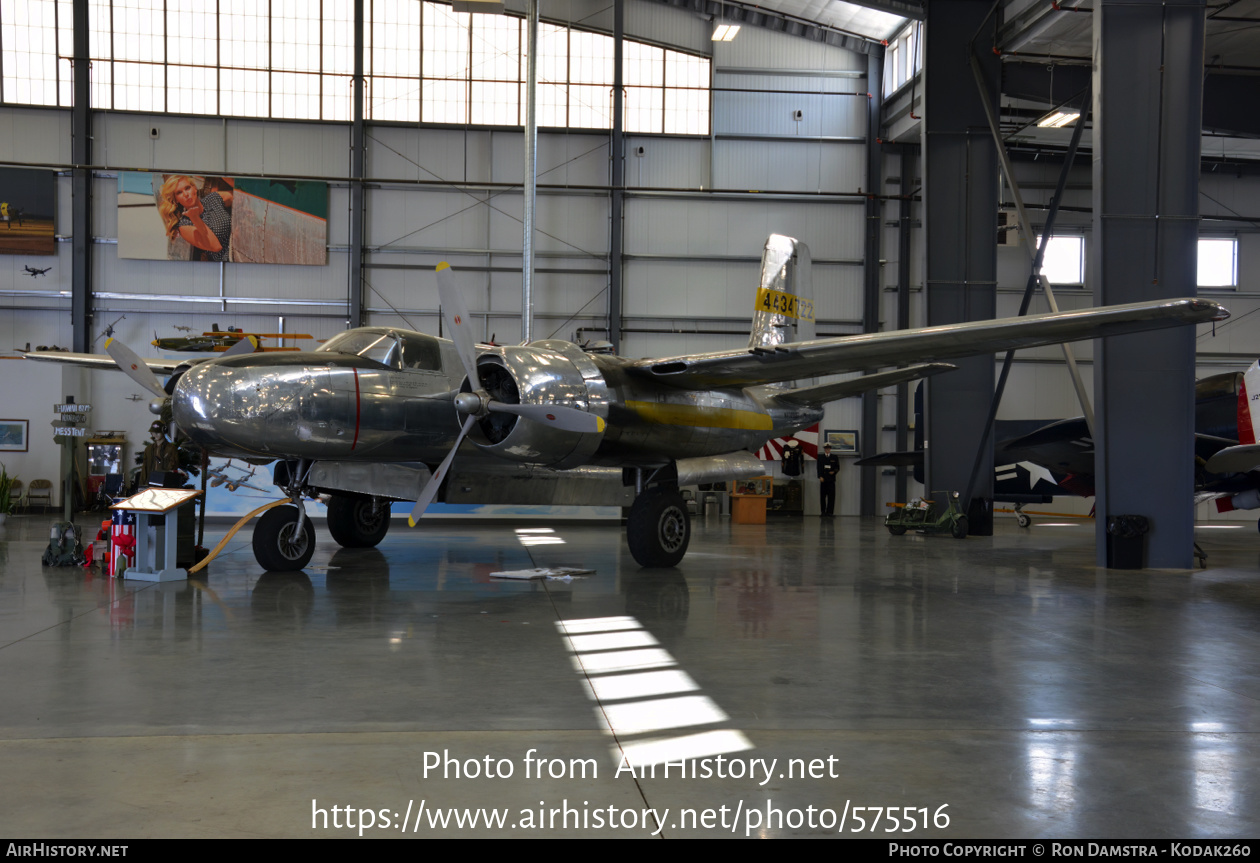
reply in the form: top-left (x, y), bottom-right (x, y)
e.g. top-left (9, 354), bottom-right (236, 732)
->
top-left (1240, 375), bottom-right (1256, 446)
top-left (352, 367), bottom-right (361, 450)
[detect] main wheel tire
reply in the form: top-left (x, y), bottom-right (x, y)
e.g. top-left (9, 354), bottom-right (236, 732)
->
top-left (326, 495), bottom-right (390, 548)
top-left (627, 487), bottom-right (691, 568)
top-left (253, 506), bottom-right (316, 571)
top-left (888, 525), bottom-right (907, 536)
top-left (951, 515), bottom-right (969, 540)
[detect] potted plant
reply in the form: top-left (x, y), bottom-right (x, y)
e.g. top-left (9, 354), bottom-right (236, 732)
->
top-left (0, 463), bottom-right (15, 526)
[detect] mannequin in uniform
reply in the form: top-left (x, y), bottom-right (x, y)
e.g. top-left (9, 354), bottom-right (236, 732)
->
top-left (139, 421), bottom-right (180, 486)
top-left (817, 442), bottom-right (840, 516)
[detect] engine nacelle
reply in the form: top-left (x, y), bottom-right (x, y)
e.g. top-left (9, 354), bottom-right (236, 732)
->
top-left (464, 339), bottom-right (609, 470)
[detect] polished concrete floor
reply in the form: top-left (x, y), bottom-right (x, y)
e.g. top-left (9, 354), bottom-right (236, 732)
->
top-left (0, 509), bottom-right (1258, 839)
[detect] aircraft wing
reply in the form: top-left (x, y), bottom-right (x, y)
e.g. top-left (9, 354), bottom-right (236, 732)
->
top-left (23, 350), bottom-right (185, 375)
top-left (628, 298), bottom-right (1227, 389)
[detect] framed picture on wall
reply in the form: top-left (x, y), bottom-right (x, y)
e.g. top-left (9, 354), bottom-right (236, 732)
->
top-left (0, 419), bottom-right (29, 452)
top-left (824, 429), bottom-right (858, 456)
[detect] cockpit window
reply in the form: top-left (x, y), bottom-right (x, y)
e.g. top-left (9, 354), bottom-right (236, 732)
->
top-left (317, 329), bottom-right (442, 372)
top-left (318, 330), bottom-right (401, 369)
top-left (398, 333), bottom-right (443, 371)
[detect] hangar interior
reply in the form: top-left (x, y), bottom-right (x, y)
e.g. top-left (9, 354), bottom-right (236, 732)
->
top-left (1, 0), bottom-right (1259, 839)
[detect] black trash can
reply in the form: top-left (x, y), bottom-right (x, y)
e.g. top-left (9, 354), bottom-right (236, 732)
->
top-left (1106, 514), bottom-right (1149, 569)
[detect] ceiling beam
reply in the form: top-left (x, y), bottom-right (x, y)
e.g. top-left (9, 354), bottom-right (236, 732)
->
top-left (637, 0), bottom-right (892, 53)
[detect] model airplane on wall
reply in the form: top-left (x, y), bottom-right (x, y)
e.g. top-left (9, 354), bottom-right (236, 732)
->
top-left (26, 235), bottom-right (1228, 571)
top-left (24, 265), bottom-right (51, 277)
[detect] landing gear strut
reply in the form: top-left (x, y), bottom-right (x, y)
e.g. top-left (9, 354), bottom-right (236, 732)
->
top-left (627, 486), bottom-right (691, 568)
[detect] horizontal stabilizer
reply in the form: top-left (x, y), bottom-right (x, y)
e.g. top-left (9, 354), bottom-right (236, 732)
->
top-left (1205, 443), bottom-right (1260, 475)
top-left (770, 363), bottom-right (955, 408)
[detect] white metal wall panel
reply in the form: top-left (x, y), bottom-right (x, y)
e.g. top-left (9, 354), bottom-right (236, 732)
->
top-left (623, 0), bottom-right (709, 54)
top-left (368, 188), bottom-right (493, 251)
top-left (368, 127), bottom-right (494, 184)
top-left (712, 26), bottom-right (865, 74)
top-left (489, 131), bottom-right (610, 187)
top-left (712, 139), bottom-right (864, 193)
top-left (0, 107), bottom-right (71, 164)
top-left (624, 196), bottom-right (863, 259)
top-left (623, 258), bottom-right (765, 320)
top-left (623, 137), bottom-right (708, 190)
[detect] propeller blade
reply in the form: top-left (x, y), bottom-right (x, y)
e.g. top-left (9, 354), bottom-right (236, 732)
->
top-left (408, 414), bottom-right (477, 526)
top-left (487, 401), bottom-right (605, 434)
top-left (219, 334), bottom-right (259, 358)
top-left (105, 338), bottom-right (168, 399)
top-left (435, 263), bottom-right (481, 388)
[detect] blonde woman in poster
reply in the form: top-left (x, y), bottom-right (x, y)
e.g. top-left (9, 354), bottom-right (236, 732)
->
top-left (158, 175), bottom-right (234, 261)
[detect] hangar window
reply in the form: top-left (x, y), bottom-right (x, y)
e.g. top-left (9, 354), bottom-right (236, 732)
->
top-left (1037, 235), bottom-right (1085, 287)
top-left (1198, 238), bottom-right (1237, 289)
top-left (1, 0), bottom-right (709, 133)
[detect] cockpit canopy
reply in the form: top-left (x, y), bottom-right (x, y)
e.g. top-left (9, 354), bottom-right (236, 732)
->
top-left (318, 328), bottom-right (443, 371)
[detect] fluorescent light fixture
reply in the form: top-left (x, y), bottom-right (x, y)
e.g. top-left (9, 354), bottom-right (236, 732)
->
top-left (712, 23), bottom-right (740, 41)
top-left (1037, 111), bottom-right (1080, 128)
top-left (1195, 524), bottom-right (1242, 529)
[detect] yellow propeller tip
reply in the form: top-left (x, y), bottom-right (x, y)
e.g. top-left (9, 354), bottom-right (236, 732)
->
top-left (408, 517), bottom-right (418, 527)
top-left (436, 262), bottom-right (450, 272)
top-left (596, 417), bottom-right (606, 432)
top-left (105, 337), bottom-right (114, 348)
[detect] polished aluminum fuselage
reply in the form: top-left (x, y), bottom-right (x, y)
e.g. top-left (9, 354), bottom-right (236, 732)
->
top-left (173, 328), bottom-right (819, 469)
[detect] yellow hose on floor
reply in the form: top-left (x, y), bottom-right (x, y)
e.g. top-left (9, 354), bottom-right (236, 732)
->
top-left (187, 499), bottom-right (291, 574)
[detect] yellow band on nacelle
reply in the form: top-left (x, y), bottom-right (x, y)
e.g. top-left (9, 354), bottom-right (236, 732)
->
top-left (626, 400), bottom-right (773, 430)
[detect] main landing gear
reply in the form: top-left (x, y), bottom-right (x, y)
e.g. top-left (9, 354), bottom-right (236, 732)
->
top-left (326, 494), bottom-right (391, 548)
top-left (252, 505), bottom-right (316, 572)
top-left (626, 481), bottom-right (691, 568)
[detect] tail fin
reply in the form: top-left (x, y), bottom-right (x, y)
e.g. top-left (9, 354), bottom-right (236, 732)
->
top-left (1240, 360), bottom-right (1260, 445)
top-left (750, 234), bottom-right (815, 349)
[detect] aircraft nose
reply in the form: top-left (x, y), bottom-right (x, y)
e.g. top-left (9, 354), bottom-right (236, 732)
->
top-left (173, 361), bottom-right (259, 448)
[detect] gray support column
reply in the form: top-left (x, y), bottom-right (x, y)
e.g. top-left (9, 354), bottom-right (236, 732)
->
top-left (609, 0), bottom-right (624, 353)
top-left (522, 0), bottom-right (539, 342)
top-left (922, 1), bottom-right (999, 533)
top-left (348, 0), bottom-right (366, 328)
top-left (860, 49), bottom-right (885, 517)
top-left (895, 144), bottom-right (915, 504)
top-left (71, 0), bottom-right (91, 353)
top-left (1092, 0), bottom-right (1204, 568)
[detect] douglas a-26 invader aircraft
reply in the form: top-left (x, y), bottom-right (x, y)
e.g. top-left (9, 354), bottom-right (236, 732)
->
top-left (27, 236), bottom-right (1228, 571)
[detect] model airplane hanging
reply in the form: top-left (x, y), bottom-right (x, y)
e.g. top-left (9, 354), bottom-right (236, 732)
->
top-left (24, 265), bottom-right (51, 278)
top-left (25, 235), bottom-right (1228, 571)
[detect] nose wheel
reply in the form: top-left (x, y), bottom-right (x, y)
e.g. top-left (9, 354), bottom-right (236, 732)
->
top-left (253, 505), bottom-right (316, 571)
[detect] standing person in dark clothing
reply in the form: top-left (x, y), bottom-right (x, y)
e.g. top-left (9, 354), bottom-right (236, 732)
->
top-left (817, 442), bottom-right (840, 516)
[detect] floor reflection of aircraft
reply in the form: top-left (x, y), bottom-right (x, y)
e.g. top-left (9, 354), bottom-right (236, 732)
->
top-left (25, 235), bottom-right (1227, 572)
top-left (24, 265), bottom-right (51, 278)
top-left (861, 361), bottom-right (1260, 529)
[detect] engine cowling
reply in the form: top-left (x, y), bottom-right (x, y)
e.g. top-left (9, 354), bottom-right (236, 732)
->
top-left (463, 339), bottom-right (609, 469)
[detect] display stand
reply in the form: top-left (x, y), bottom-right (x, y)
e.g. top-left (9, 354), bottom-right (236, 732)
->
top-left (730, 476), bottom-right (773, 525)
top-left (110, 488), bottom-right (202, 582)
